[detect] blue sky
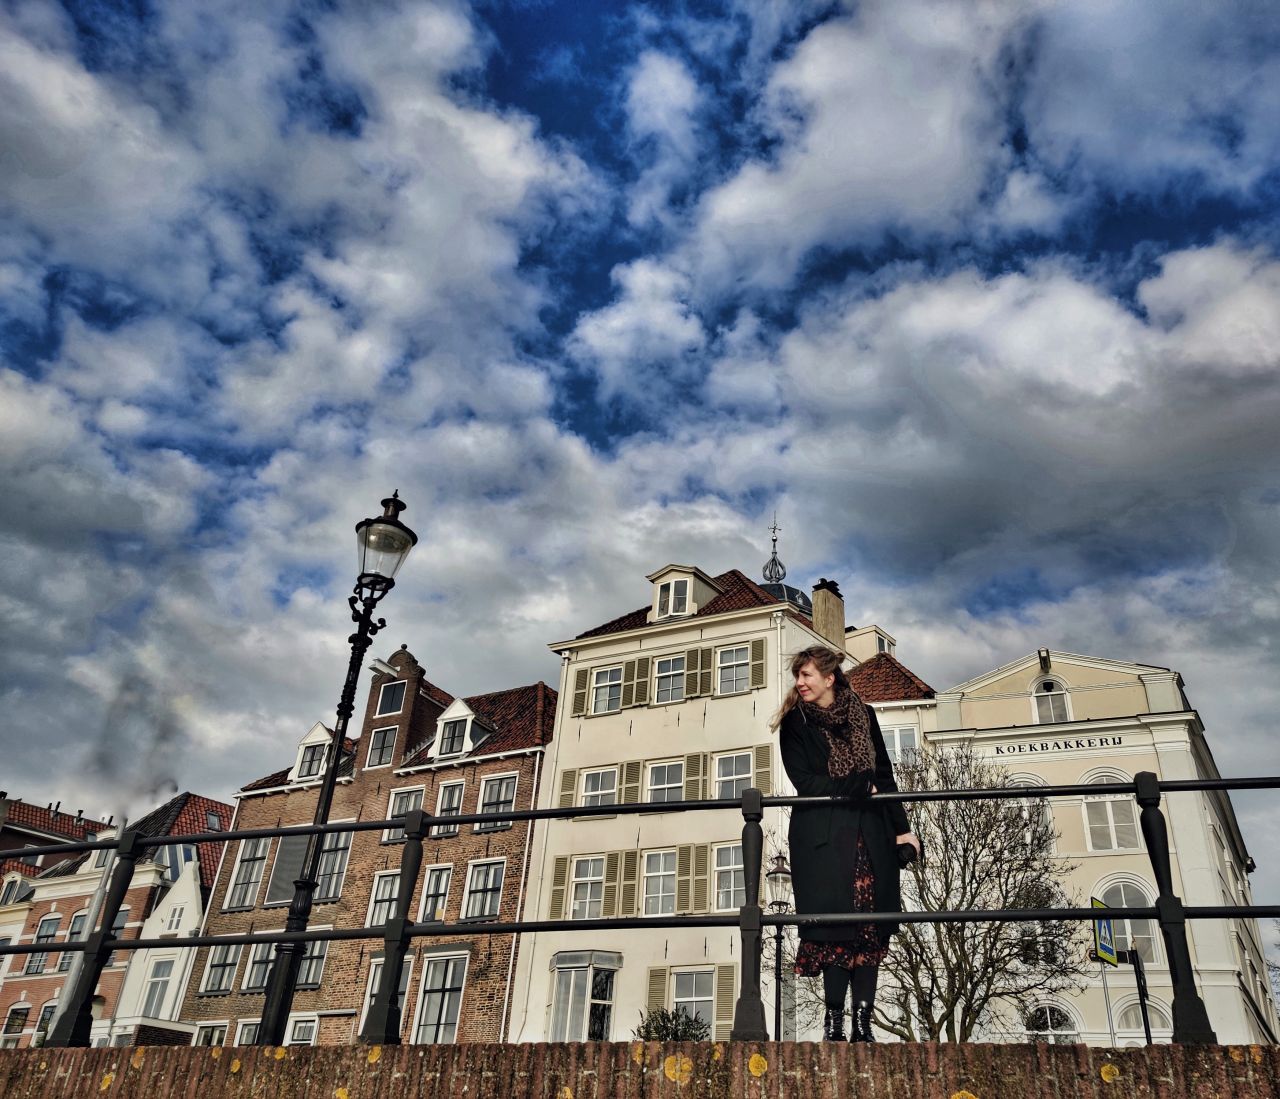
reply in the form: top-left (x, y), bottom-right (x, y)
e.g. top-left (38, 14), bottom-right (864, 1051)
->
top-left (3, 0), bottom-right (1280, 922)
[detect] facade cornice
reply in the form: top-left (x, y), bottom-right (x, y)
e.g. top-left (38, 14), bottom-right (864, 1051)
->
top-left (548, 603), bottom-right (797, 655)
top-left (396, 744), bottom-right (544, 777)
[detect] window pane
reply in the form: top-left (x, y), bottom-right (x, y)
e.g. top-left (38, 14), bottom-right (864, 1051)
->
top-left (377, 681), bottom-right (406, 715)
top-left (265, 835), bottom-right (310, 905)
top-left (1111, 800), bottom-right (1139, 849)
top-left (1086, 802), bottom-right (1114, 850)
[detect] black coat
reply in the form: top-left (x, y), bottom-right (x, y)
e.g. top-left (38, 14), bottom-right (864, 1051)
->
top-left (780, 704), bottom-right (911, 943)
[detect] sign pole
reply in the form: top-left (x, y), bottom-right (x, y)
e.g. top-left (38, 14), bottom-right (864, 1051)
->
top-left (1092, 896), bottom-right (1119, 1047)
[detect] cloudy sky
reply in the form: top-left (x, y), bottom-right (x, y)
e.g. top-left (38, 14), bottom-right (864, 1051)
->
top-left (2, 1), bottom-right (1279, 925)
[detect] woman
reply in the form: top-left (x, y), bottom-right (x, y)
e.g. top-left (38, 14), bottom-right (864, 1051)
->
top-left (775, 645), bottom-right (920, 1041)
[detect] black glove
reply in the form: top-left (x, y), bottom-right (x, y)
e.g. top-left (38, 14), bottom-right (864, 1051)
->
top-left (896, 836), bottom-right (925, 869)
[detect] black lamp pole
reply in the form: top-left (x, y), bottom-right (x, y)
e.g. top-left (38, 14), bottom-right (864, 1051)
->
top-left (765, 854), bottom-right (793, 1041)
top-left (258, 492), bottom-right (417, 1046)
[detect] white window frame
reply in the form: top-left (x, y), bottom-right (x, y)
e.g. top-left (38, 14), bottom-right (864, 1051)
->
top-left (647, 759), bottom-right (684, 803)
top-left (367, 871), bottom-right (402, 927)
top-left (1023, 1003), bottom-right (1080, 1044)
top-left (591, 666), bottom-right (623, 714)
top-left (656, 578), bottom-right (690, 619)
top-left (1099, 878), bottom-right (1160, 963)
top-left (716, 645), bottom-right (750, 695)
top-left (297, 930), bottom-right (328, 990)
top-left (654, 655), bottom-right (685, 704)
top-left (2, 1004), bottom-right (31, 1050)
top-left (26, 915), bottom-right (60, 974)
top-left (416, 865), bottom-right (452, 923)
top-left (437, 718), bottom-right (469, 757)
top-left (366, 725), bottom-right (398, 769)
top-left (411, 952), bottom-right (468, 1045)
top-left (192, 1023), bottom-right (228, 1047)
top-left (570, 856), bottom-right (605, 920)
top-left (714, 843), bottom-right (745, 911)
top-left (383, 786), bottom-right (425, 843)
top-left (672, 967), bottom-right (714, 1025)
top-left (315, 824), bottom-right (353, 902)
top-left (581, 767), bottom-right (618, 807)
top-left (200, 943), bottom-right (242, 994)
top-left (224, 837), bottom-right (270, 910)
top-left (59, 911), bottom-right (88, 972)
top-left (242, 938), bottom-right (275, 992)
top-left (642, 850), bottom-right (676, 916)
top-left (474, 772), bottom-right (518, 833)
top-left (433, 781), bottom-right (465, 837)
top-left (549, 956), bottom-right (618, 1042)
top-left (285, 1016), bottom-right (318, 1046)
top-left (713, 752), bottom-right (752, 800)
top-left (142, 958), bottom-right (174, 1018)
top-left (880, 724), bottom-right (919, 764)
top-left (296, 743), bottom-right (326, 779)
top-left (233, 1018), bottom-right (260, 1046)
top-left (462, 859), bottom-right (505, 921)
top-left (375, 680), bottom-right (407, 717)
top-left (1032, 678), bottom-right (1071, 724)
top-left (165, 906), bottom-right (185, 932)
top-left (360, 957), bottom-right (414, 1037)
top-left (1083, 771), bottom-right (1141, 852)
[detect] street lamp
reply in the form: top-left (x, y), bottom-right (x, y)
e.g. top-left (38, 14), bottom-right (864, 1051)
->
top-left (765, 853), bottom-right (793, 1040)
top-left (259, 492), bottom-right (417, 1046)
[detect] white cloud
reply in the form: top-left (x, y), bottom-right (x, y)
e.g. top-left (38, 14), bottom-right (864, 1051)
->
top-left (623, 51), bottom-right (703, 229)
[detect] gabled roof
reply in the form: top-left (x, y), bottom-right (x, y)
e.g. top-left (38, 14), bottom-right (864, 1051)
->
top-left (849, 652), bottom-right (935, 703)
top-left (2, 799), bottom-right (111, 843)
top-left (402, 682), bottom-right (557, 766)
top-left (240, 736), bottom-right (358, 794)
top-left (576, 569), bottom-right (790, 640)
top-left (0, 857), bottom-right (41, 880)
top-left (944, 649), bottom-right (1172, 695)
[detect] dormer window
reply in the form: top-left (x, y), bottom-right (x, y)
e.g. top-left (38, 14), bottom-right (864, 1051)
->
top-left (1034, 680), bottom-right (1069, 723)
top-left (439, 719), bottom-right (468, 757)
top-left (657, 579), bottom-right (689, 618)
top-left (376, 681), bottom-right (406, 716)
top-left (298, 744), bottom-right (326, 778)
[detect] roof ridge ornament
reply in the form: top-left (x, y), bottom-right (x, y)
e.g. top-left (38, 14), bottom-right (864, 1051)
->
top-left (762, 513), bottom-right (787, 584)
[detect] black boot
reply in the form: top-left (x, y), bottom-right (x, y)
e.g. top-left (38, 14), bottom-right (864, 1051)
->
top-left (850, 1001), bottom-right (875, 1043)
top-left (823, 1007), bottom-right (847, 1041)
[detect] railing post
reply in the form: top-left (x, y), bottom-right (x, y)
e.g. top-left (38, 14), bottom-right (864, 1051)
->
top-left (731, 788), bottom-right (768, 1040)
top-left (360, 809), bottom-right (429, 1044)
top-left (1133, 771), bottom-right (1217, 1043)
top-left (46, 829), bottom-right (143, 1047)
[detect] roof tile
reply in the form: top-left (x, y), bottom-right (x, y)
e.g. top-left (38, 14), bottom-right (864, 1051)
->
top-left (576, 569), bottom-right (788, 639)
top-left (849, 652), bottom-right (935, 702)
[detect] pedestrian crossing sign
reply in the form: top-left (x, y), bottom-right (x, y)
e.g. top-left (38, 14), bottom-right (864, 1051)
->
top-left (1092, 896), bottom-right (1118, 966)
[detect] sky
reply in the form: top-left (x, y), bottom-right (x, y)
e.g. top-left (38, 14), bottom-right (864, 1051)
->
top-left (2, 0), bottom-right (1279, 947)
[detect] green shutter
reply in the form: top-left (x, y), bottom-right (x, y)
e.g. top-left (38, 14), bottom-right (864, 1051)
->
top-left (633, 656), bottom-right (651, 707)
top-left (675, 844), bottom-right (693, 913)
top-left (621, 761), bottom-right (642, 804)
top-left (548, 856), bottom-right (569, 920)
top-left (647, 967), bottom-right (669, 1013)
top-left (571, 669), bottom-right (589, 716)
top-left (683, 753), bottom-right (707, 801)
top-left (692, 844), bottom-right (711, 913)
top-left (749, 638), bottom-right (766, 689)
top-left (620, 850), bottom-right (640, 917)
top-left (621, 660), bottom-right (637, 709)
top-left (714, 964), bottom-right (736, 1040)
top-left (698, 648), bottom-right (713, 696)
top-left (684, 649), bottom-right (701, 697)
top-left (558, 769), bottom-right (578, 810)
top-left (752, 744), bottom-right (772, 797)
top-left (602, 851), bottom-right (621, 918)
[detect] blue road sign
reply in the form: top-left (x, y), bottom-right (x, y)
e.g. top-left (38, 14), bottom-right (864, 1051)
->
top-left (1092, 896), bottom-right (1118, 966)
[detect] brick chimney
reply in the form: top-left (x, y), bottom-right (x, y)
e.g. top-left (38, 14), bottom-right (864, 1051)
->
top-left (811, 578), bottom-right (846, 651)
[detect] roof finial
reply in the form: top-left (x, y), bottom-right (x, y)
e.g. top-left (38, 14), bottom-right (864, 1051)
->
top-left (763, 512), bottom-right (787, 583)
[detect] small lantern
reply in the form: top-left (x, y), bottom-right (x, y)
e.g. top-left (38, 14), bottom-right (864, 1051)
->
top-left (765, 853), bottom-right (793, 912)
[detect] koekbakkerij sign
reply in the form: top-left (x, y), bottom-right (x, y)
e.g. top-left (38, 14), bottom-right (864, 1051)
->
top-left (994, 736), bottom-right (1124, 756)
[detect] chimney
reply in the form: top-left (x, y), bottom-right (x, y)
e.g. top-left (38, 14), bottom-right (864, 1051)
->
top-left (811, 578), bottom-right (846, 651)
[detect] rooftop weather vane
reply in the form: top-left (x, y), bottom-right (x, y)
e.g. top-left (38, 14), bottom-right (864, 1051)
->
top-left (763, 513), bottom-right (787, 583)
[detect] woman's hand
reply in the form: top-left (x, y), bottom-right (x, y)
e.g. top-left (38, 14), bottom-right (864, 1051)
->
top-left (896, 831), bottom-right (921, 857)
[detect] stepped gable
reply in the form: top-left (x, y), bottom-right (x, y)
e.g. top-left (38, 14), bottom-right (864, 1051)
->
top-left (848, 652), bottom-right (935, 702)
top-left (576, 569), bottom-right (792, 639)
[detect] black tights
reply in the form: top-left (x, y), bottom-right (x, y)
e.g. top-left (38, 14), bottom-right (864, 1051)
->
top-left (822, 963), bottom-right (878, 1010)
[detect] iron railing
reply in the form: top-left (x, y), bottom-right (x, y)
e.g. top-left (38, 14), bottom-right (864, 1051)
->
top-left (2, 772), bottom-right (1277, 1047)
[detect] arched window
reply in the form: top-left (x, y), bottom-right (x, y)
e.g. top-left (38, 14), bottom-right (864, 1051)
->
top-left (1034, 679), bottom-right (1069, 723)
top-left (1008, 776), bottom-right (1054, 841)
top-left (1024, 1004), bottom-right (1077, 1043)
top-left (1101, 881), bottom-right (1159, 962)
top-left (1083, 773), bottom-right (1140, 851)
top-left (1118, 1000), bottom-right (1171, 1032)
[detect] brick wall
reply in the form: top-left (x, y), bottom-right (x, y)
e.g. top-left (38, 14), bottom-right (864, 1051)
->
top-left (1, 1041), bottom-right (1278, 1098)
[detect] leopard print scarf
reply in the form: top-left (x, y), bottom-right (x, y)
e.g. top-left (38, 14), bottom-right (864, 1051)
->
top-left (799, 681), bottom-right (875, 778)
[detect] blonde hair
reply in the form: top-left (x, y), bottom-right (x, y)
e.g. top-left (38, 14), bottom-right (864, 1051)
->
top-left (770, 645), bottom-right (849, 730)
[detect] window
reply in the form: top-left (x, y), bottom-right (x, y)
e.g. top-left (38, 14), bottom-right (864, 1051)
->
top-left (655, 655), bottom-right (685, 704)
top-left (1035, 680), bottom-right (1069, 723)
top-left (1024, 1005), bottom-right (1077, 1043)
top-left (315, 829), bottom-right (351, 901)
top-left (715, 844), bottom-right (745, 910)
top-left (647, 761), bottom-right (684, 803)
top-left (234, 1020), bottom-right (260, 1046)
top-left (643, 851), bottom-right (676, 915)
top-left (298, 937), bottom-right (328, 989)
top-left (475, 775), bottom-right (516, 832)
top-left (142, 959), bottom-right (173, 1017)
top-left (591, 667), bottom-right (623, 714)
top-left (463, 861), bottom-right (504, 920)
top-left (286, 1018), bottom-right (317, 1046)
top-left (154, 842), bottom-right (197, 883)
top-left (438, 719), bottom-right (467, 756)
top-left (369, 872), bottom-right (401, 926)
top-left (367, 727), bottom-right (397, 768)
top-left (243, 942), bottom-right (273, 992)
top-left (1118, 1001), bottom-right (1171, 1034)
top-left (226, 837), bottom-right (270, 909)
top-left (550, 960), bottom-right (617, 1041)
top-left (419, 866), bottom-right (451, 922)
top-left (0, 878), bottom-right (19, 905)
top-left (166, 906), bottom-right (185, 932)
top-left (1101, 881), bottom-right (1158, 963)
top-left (297, 743), bottom-right (326, 779)
top-left (433, 782), bottom-right (464, 837)
top-left (1085, 775), bottom-right (1140, 851)
top-left (384, 788), bottom-right (424, 842)
top-left (362, 959), bottom-right (412, 1034)
top-left (265, 835), bottom-right (310, 906)
top-left (2, 1006), bottom-right (29, 1049)
top-left (32, 1003), bottom-right (56, 1047)
top-left (59, 912), bottom-right (88, 972)
top-left (26, 915), bottom-right (60, 974)
top-left (571, 857), bottom-right (604, 919)
top-left (657, 578), bottom-right (689, 618)
top-left (107, 907), bottom-right (129, 965)
top-left (881, 724), bottom-right (919, 763)
top-left (714, 752), bottom-right (751, 800)
top-left (376, 681), bottom-right (406, 716)
top-left (581, 768), bottom-right (617, 807)
top-left (201, 944), bottom-right (241, 993)
top-left (194, 1024), bottom-right (226, 1047)
top-left (673, 969), bottom-right (713, 1025)
top-left (717, 646), bottom-right (750, 695)
top-left (414, 955), bottom-right (467, 1044)
top-left (205, 811), bottom-right (222, 831)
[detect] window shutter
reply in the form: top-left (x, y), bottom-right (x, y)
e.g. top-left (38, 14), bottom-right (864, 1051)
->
top-left (602, 851), bottom-right (621, 918)
top-left (633, 656), bottom-right (651, 707)
top-left (571, 669), bottom-right (589, 717)
top-left (621, 660), bottom-right (637, 709)
top-left (714, 964), bottom-right (736, 1040)
top-left (558, 769), bottom-right (578, 810)
top-left (646, 967), bottom-right (669, 1014)
top-left (698, 648), bottom-right (713, 696)
top-left (684, 649), bottom-right (701, 697)
top-left (692, 844), bottom-right (711, 913)
top-left (548, 856), bottom-right (569, 920)
top-left (675, 844), bottom-right (693, 913)
top-left (749, 638), bottom-right (766, 689)
top-left (683, 753), bottom-right (707, 801)
top-left (621, 761), bottom-right (643, 804)
top-left (620, 850), bottom-right (640, 916)
top-left (752, 744), bottom-right (772, 796)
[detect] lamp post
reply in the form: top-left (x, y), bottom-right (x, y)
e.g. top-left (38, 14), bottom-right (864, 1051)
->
top-left (765, 853), bottom-right (793, 1040)
top-left (258, 492), bottom-right (417, 1046)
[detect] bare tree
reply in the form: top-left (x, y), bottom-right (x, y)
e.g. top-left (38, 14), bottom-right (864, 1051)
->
top-left (1268, 921), bottom-right (1280, 1006)
top-left (873, 743), bottom-right (1090, 1041)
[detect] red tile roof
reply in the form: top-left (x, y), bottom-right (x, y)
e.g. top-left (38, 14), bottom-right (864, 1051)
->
top-left (240, 736), bottom-right (358, 794)
top-left (464, 682), bottom-right (557, 754)
top-left (2, 800), bottom-right (111, 842)
top-left (0, 857), bottom-right (41, 879)
top-left (849, 652), bottom-right (935, 702)
top-left (576, 569), bottom-right (790, 639)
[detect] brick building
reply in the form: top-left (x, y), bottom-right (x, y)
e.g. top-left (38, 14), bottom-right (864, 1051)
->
top-left (178, 645), bottom-right (556, 1048)
top-left (0, 791), bottom-right (232, 1048)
